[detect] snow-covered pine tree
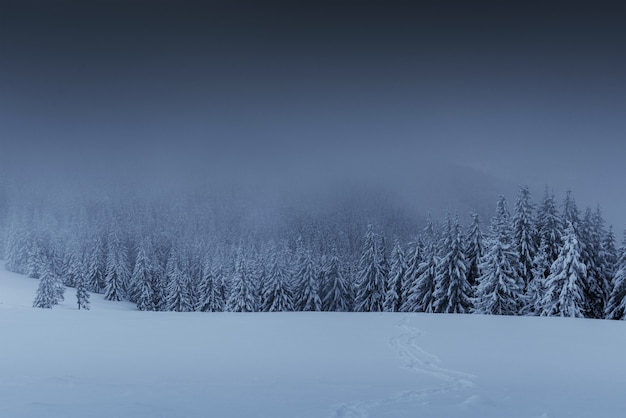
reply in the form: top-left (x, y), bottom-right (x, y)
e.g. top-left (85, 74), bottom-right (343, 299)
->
top-left (606, 231), bottom-right (626, 320)
top-left (603, 225), bottom-right (618, 283)
top-left (578, 207), bottom-right (605, 318)
top-left (535, 188), bottom-right (563, 266)
top-left (465, 212), bottom-right (484, 294)
top-left (383, 239), bottom-right (405, 312)
top-left (165, 250), bottom-right (193, 312)
top-left (196, 257), bottom-right (226, 312)
top-left (433, 214), bottom-right (471, 314)
top-left (85, 235), bottom-right (105, 293)
top-left (4, 224), bottom-right (29, 274)
top-left (400, 238), bottom-right (423, 310)
top-left (593, 207), bottom-right (613, 315)
top-left (402, 237), bottom-right (438, 313)
top-left (354, 225), bottom-right (387, 312)
top-left (62, 244), bottom-right (84, 289)
top-left (262, 247), bottom-right (294, 312)
top-left (104, 230), bottom-right (130, 301)
top-left (228, 255), bottom-right (257, 312)
top-left (321, 251), bottom-right (350, 312)
top-left (513, 186), bottom-right (536, 290)
top-left (294, 249), bottom-right (322, 311)
top-left (562, 190), bottom-right (580, 232)
top-left (75, 259), bottom-right (90, 310)
top-left (541, 222), bottom-right (587, 318)
top-left (132, 239), bottom-right (156, 310)
top-left (26, 235), bottom-right (48, 280)
top-left (33, 257), bottom-right (61, 308)
top-left (474, 229), bottom-right (523, 316)
top-left (525, 237), bottom-right (551, 315)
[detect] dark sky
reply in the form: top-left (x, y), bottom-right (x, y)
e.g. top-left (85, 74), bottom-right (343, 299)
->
top-left (1, 1), bottom-right (625, 225)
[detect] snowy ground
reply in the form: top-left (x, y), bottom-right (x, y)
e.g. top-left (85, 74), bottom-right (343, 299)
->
top-left (1, 263), bottom-right (625, 418)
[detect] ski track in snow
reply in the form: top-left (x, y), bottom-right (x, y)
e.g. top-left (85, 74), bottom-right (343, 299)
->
top-left (331, 315), bottom-right (476, 418)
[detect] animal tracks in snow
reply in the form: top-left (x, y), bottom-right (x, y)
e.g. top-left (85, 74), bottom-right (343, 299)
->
top-left (389, 315), bottom-right (476, 390)
top-left (331, 315), bottom-right (476, 418)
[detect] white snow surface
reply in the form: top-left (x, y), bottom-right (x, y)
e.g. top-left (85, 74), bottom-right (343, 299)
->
top-left (1, 262), bottom-right (625, 418)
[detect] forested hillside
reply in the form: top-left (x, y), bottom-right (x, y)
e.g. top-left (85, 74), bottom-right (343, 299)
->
top-left (1, 184), bottom-right (624, 319)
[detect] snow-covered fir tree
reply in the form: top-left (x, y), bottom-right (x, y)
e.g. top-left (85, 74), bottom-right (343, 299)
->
top-left (321, 251), bottom-right (351, 312)
top-left (525, 237), bottom-right (551, 315)
top-left (578, 207), bottom-right (605, 318)
top-left (535, 188), bottom-right (563, 266)
top-left (465, 212), bottom-right (484, 293)
top-left (513, 186), bottom-right (536, 290)
top-left (62, 243), bottom-right (85, 289)
top-left (603, 225), bottom-right (618, 282)
top-left (33, 257), bottom-right (62, 309)
top-left (474, 196), bottom-right (524, 315)
top-left (228, 255), bottom-right (257, 312)
top-left (294, 249), bottom-right (322, 311)
top-left (606, 231), bottom-right (626, 320)
top-left (433, 214), bottom-right (471, 314)
top-left (85, 236), bottom-right (105, 293)
top-left (384, 239), bottom-right (405, 312)
top-left (104, 230), bottom-right (130, 301)
top-left (475, 230), bottom-right (523, 316)
top-left (133, 239), bottom-right (156, 311)
top-left (354, 225), bottom-right (388, 312)
top-left (562, 190), bottom-right (580, 231)
top-left (541, 222), bottom-right (587, 318)
top-left (400, 237), bottom-right (424, 310)
top-left (165, 250), bottom-right (193, 312)
top-left (261, 246), bottom-right (294, 312)
top-left (196, 257), bottom-right (226, 312)
top-left (75, 263), bottom-right (90, 310)
top-left (5, 224), bottom-right (30, 274)
top-left (402, 236), bottom-right (438, 313)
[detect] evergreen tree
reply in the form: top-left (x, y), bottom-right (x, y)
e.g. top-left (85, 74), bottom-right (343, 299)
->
top-left (465, 212), bottom-right (484, 293)
top-left (33, 258), bottom-right (61, 309)
top-left (62, 244), bottom-right (84, 289)
top-left (562, 190), bottom-right (580, 232)
top-left (474, 234), bottom-right (523, 316)
top-left (75, 261), bottom-right (90, 310)
top-left (321, 252), bottom-right (350, 312)
top-left (104, 230), bottom-right (130, 301)
top-left (133, 239), bottom-right (156, 310)
top-left (433, 214), bottom-right (471, 314)
top-left (603, 225), bottom-right (618, 282)
top-left (85, 236), bottom-right (105, 293)
top-left (262, 248), bottom-right (294, 312)
top-left (579, 207), bottom-right (605, 318)
top-left (526, 237), bottom-right (551, 315)
top-left (400, 238), bottom-right (423, 310)
top-left (606, 231), bottom-right (626, 320)
top-left (165, 251), bottom-right (193, 312)
top-left (384, 240), bottom-right (405, 312)
top-left (541, 223), bottom-right (587, 318)
top-left (536, 188), bottom-right (563, 266)
top-left (402, 238), bottom-right (438, 313)
top-left (197, 257), bottom-right (226, 312)
top-left (295, 249), bottom-right (322, 311)
top-left (5, 225), bottom-right (30, 274)
top-left (513, 186), bottom-right (536, 290)
top-left (228, 256), bottom-right (257, 312)
top-left (354, 225), bottom-right (387, 312)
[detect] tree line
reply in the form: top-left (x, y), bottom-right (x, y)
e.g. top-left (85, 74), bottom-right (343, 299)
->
top-left (2, 186), bottom-right (626, 319)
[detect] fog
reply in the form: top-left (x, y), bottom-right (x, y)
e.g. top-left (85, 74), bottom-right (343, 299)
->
top-left (1, 1), bottom-right (625, 229)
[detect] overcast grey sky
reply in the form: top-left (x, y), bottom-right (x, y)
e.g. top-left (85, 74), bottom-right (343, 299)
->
top-left (1, 1), bottom-right (624, 226)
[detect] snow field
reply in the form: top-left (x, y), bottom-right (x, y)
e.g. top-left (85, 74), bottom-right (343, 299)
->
top-left (1, 264), bottom-right (625, 418)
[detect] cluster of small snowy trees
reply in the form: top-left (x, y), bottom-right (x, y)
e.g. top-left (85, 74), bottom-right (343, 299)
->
top-left (2, 186), bottom-right (626, 319)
